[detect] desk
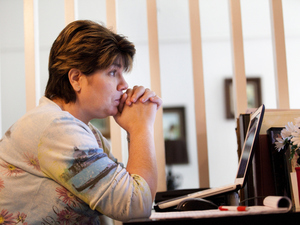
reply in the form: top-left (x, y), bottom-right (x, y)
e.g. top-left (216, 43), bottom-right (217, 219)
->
top-left (124, 211), bottom-right (300, 225)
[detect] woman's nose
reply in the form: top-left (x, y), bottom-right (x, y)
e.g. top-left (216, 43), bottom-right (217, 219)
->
top-left (118, 75), bottom-right (128, 91)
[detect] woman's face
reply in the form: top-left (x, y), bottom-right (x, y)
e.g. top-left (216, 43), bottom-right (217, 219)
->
top-left (77, 62), bottom-right (128, 123)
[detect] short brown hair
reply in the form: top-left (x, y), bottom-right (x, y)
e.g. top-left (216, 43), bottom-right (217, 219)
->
top-left (45, 20), bottom-right (136, 103)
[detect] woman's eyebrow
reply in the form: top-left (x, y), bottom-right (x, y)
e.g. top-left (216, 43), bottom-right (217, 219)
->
top-left (111, 62), bottom-right (122, 68)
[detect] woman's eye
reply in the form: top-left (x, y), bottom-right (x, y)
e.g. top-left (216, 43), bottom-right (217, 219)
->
top-left (109, 70), bottom-right (116, 76)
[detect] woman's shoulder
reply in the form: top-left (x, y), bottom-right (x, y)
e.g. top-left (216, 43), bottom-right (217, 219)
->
top-left (11, 97), bottom-right (90, 137)
top-left (33, 97), bottom-right (86, 125)
top-left (35, 96), bottom-right (73, 118)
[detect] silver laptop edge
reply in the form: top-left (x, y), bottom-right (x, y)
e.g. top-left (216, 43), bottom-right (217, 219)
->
top-left (155, 104), bottom-right (265, 210)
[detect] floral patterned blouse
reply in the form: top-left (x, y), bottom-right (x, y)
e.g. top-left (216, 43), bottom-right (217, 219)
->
top-left (0, 97), bottom-right (152, 225)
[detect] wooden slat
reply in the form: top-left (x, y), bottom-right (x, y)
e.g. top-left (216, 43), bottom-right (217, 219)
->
top-left (106, 0), bottom-right (124, 166)
top-left (146, 0), bottom-right (166, 192)
top-left (106, 0), bottom-right (117, 32)
top-left (270, 0), bottom-right (290, 109)
top-left (64, 0), bottom-right (75, 25)
top-left (228, 0), bottom-right (247, 117)
top-left (188, 0), bottom-right (210, 188)
top-left (24, 0), bottom-right (38, 111)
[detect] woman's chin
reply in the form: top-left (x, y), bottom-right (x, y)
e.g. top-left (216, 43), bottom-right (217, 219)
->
top-left (109, 108), bottom-right (119, 117)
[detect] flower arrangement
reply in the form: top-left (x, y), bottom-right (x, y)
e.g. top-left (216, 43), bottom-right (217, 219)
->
top-left (275, 118), bottom-right (300, 170)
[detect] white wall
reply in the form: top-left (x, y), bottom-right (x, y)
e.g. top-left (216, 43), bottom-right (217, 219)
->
top-left (0, 0), bottom-right (300, 190)
top-left (0, 0), bottom-right (26, 136)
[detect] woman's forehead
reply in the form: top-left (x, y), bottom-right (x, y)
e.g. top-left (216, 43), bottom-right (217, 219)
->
top-left (111, 57), bottom-right (125, 69)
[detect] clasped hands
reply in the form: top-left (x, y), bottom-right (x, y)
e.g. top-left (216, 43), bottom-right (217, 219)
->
top-left (114, 86), bottom-right (162, 133)
top-left (118, 86), bottom-right (162, 113)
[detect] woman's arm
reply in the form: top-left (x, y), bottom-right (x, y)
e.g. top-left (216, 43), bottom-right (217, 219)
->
top-left (114, 90), bottom-right (161, 201)
top-left (39, 117), bottom-right (153, 221)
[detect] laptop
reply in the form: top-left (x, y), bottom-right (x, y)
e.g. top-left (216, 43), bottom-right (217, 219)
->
top-left (154, 104), bottom-right (265, 210)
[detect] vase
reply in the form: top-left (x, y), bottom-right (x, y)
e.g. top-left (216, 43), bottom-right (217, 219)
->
top-left (286, 145), bottom-right (300, 173)
top-left (291, 149), bottom-right (300, 172)
top-left (287, 145), bottom-right (300, 211)
top-left (296, 167), bottom-right (300, 204)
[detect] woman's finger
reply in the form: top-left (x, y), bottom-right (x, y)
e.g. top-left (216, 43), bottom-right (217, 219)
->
top-left (126, 86), bottom-right (145, 105)
top-left (139, 89), bottom-right (156, 103)
top-left (149, 95), bottom-right (163, 109)
top-left (118, 93), bottom-right (127, 113)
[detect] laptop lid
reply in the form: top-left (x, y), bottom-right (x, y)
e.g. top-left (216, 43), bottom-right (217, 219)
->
top-left (234, 104), bottom-right (265, 188)
top-left (154, 105), bottom-right (265, 211)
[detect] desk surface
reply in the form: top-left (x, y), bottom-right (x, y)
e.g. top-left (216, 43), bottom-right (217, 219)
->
top-left (124, 211), bottom-right (300, 225)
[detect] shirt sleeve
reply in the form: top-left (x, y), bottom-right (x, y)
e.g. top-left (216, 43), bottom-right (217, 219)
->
top-left (88, 122), bottom-right (120, 165)
top-left (38, 116), bottom-right (153, 221)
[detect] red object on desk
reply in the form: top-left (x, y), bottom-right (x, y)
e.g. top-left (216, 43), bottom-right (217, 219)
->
top-left (218, 206), bottom-right (249, 211)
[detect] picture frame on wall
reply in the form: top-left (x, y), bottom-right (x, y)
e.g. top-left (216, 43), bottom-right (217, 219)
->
top-left (163, 107), bottom-right (188, 165)
top-left (225, 77), bottom-right (262, 119)
top-left (163, 107), bottom-right (186, 141)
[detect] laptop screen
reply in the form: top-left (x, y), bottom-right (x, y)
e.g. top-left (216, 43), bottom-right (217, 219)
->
top-left (236, 105), bottom-right (264, 183)
top-left (154, 104), bottom-right (265, 210)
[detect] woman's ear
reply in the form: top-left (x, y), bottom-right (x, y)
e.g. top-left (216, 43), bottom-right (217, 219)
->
top-left (68, 68), bottom-right (82, 92)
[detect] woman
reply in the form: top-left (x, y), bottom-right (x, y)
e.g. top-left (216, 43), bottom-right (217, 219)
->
top-left (0, 20), bottom-right (162, 224)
